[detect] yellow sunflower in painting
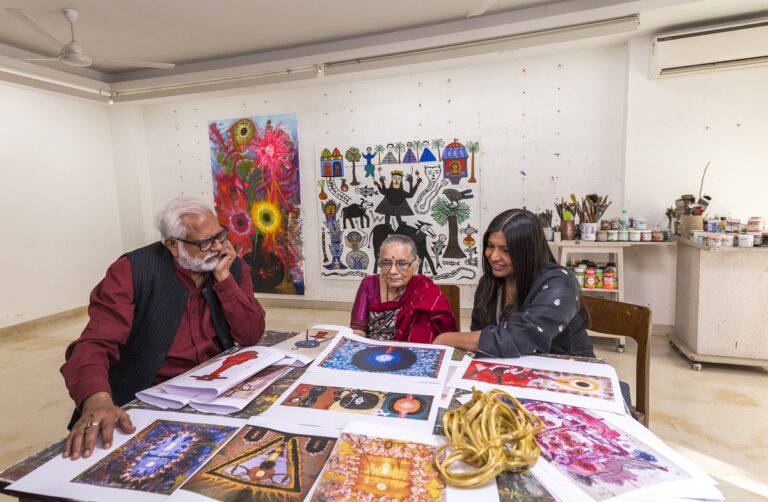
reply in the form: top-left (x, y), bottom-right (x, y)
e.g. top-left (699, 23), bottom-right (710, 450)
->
top-left (251, 200), bottom-right (282, 235)
top-left (229, 119), bottom-right (256, 150)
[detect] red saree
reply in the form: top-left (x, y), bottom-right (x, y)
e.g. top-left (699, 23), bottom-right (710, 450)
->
top-left (350, 274), bottom-right (458, 343)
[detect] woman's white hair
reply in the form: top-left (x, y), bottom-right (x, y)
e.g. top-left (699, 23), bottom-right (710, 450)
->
top-left (380, 234), bottom-right (419, 261)
top-left (155, 196), bottom-right (216, 239)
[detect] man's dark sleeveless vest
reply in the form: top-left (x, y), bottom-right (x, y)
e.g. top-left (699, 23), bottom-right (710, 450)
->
top-left (67, 242), bottom-right (241, 429)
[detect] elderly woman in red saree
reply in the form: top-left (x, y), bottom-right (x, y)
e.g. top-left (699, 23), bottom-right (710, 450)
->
top-left (350, 234), bottom-right (457, 343)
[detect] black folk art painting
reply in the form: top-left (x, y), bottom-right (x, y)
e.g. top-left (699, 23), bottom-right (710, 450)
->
top-left (317, 138), bottom-right (480, 284)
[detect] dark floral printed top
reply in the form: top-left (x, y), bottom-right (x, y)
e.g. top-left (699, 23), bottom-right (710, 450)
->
top-left (471, 265), bottom-right (595, 358)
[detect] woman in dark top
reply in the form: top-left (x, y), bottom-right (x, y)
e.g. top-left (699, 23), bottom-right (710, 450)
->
top-left (434, 209), bottom-right (594, 358)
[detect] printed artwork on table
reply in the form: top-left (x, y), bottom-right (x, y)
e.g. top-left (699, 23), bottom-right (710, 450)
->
top-left (71, 420), bottom-right (238, 494)
top-left (316, 137), bottom-right (480, 283)
top-left (209, 114), bottom-right (304, 295)
top-left (496, 470), bottom-right (555, 502)
top-left (293, 328), bottom-right (337, 350)
top-left (318, 336), bottom-right (446, 378)
top-left (219, 365), bottom-right (290, 399)
top-left (281, 384), bottom-right (434, 421)
top-left (525, 401), bottom-right (691, 500)
top-left (462, 360), bottom-right (615, 400)
top-left (191, 350), bottom-right (260, 381)
top-left (181, 425), bottom-right (336, 502)
top-left (234, 367), bottom-right (306, 418)
top-left (312, 432), bottom-right (445, 501)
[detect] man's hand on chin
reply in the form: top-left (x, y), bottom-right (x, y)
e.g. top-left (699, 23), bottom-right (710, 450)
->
top-left (63, 392), bottom-right (136, 460)
top-left (213, 240), bottom-right (236, 283)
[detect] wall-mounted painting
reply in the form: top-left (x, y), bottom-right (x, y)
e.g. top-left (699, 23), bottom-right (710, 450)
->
top-left (316, 137), bottom-right (481, 284)
top-left (209, 114), bottom-right (304, 295)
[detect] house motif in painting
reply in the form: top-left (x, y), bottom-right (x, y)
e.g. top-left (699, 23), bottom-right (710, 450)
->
top-left (320, 147), bottom-right (344, 177)
top-left (442, 139), bottom-right (468, 185)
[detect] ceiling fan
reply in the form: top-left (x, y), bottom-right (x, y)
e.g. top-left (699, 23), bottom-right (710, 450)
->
top-left (6, 7), bottom-right (175, 70)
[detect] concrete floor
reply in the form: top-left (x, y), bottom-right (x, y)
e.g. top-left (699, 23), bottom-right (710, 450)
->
top-left (1, 307), bottom-right (766, 500)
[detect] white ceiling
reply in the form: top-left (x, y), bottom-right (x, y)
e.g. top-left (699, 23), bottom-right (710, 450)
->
top-left (0, 0), bottom-right (766, 100)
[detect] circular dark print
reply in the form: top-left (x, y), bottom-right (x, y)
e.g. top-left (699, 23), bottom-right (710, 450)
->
top-left (351, 347), bottom-right (417, 372)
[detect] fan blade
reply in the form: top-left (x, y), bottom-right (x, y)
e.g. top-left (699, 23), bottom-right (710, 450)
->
top-left (95, 58), bottom-right (175, 69)
top-left (6, 8), bottom-right (64, 51)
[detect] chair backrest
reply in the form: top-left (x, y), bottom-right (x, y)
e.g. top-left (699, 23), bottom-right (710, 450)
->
top-left (437, 284), bottom-right (461, 327)
top-left (582, 295), bottom-right (652, 426)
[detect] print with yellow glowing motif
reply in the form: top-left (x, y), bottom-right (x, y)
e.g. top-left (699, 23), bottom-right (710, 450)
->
top-left (312, 432), bottom-right (445, 501)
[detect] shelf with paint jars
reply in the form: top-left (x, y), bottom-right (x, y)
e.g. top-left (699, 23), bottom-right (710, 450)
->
top-left (559, 245), bottom-right (626, 352)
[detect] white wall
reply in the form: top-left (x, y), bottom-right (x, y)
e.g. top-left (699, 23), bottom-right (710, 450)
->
top-left (0, 82), bottom-right (123, 328)
top-left (6, 35), bottom-right (768, 329)
top-left (622, 37), bottom-right (768, 324)
top-left (124, 45), bottom-right (627, 307)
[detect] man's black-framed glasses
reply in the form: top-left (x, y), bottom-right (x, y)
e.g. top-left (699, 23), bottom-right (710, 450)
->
top-left (175, 226), bottom-right (229, 251)
top-left (378, 258), bottom-right (417, 272)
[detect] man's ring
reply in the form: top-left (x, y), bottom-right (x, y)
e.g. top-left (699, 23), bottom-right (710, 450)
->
top-left (85, 421), bottom-right (99, 429)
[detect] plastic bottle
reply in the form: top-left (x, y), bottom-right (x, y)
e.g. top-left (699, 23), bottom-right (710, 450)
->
top-left (604, 264), bottom-right (617, 290)
top-left (606, 261), bottom-right (618, 289)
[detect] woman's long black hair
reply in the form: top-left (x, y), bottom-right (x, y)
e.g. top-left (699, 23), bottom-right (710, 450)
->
top-left (475, 209), bottom-right (558, 326)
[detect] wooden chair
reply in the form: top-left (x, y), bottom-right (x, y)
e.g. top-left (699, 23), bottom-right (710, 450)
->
top-left (582, 295), bottom-right (651, 426)
top-left (438, 284), bottom-right (461, 327)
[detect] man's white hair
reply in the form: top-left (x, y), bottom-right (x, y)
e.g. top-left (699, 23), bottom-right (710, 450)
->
top-left (155, 196), bottom-right (216, 239)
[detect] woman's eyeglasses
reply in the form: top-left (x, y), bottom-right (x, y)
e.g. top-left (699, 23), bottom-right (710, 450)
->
top-left (175, 226), bottom-right (229, 251)
top-left (378, 258), bottom-right (416, 272)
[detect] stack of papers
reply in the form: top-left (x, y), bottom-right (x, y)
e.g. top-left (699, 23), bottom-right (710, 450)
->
top-left (9, 329), bottom-right (724, 501)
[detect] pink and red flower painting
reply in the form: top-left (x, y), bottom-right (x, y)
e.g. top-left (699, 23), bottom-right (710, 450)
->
top-left (209, 114), bottom-right (304, 294)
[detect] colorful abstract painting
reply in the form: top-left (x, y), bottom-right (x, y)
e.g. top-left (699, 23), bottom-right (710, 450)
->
top-left (317, 336), bottom-right (446, 378)
top-left (210, 114), bottom-right (304, 295)
top-left (524, 401), bottom-right (691, 500)
top-left (462, 360), bottom-right (615, 400)
top-left (496, 470), bottom-right (555, 502)
top-left (311, 432), bottom-right (445, 501)
top-left (181, 424), bottom-right (336, 502)
top-left (280, 384), bottom-right (434, 421)
top-left (233, 367), bottom-right (306, 418)
top-left (71, 420), bottom-right (238, 494)
top-left (316, 138), bottom-right (480, 284)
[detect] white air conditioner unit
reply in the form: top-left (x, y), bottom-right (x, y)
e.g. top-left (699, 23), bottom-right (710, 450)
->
top-left (649, 18), bottom-right (768, 78)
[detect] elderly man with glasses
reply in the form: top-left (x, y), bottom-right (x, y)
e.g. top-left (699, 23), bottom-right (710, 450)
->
top-left (350, 234), bottom-right (457, 343)
top-left (61, 196), bottom-right (266, 460)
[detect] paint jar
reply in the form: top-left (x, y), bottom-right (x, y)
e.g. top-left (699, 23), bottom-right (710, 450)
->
top-left (748, 232), bottom-right (762, 247)
top-left (747, 217), bottom-right (764, 232)
top-left (581, 222), bottom-right (597, 241)
top-left (640, 229), bottom-right (652, 242)
top-left (604, 265), bottom-right (617, 290)
top-left (721, 234), bottom-right (735, 247)
top-left (690, 230), bottom-right (705, 244)
top-left (707, 234), bottom-right (722, 248)
top-left (663, 229), bottom-right (671, 241)
top-left (763, 232), bottom-right (768, 246)
top-left (737, 234), bottom-right (753, 248)
top-left (574, 268), bottom-right (585, 287)
top-left (600, 220), bottom-right (612, 230)
top-left (607, 229), bottom-right (618, 241)
top-left (633, 217), bottom-right (647, 230)
top-left (543, 227), bottom-right (554, 241)
top-left (584, 267), bottom-right (597, 288)
top-left (618, 229), bottom-right (629, 241)
top-left (596, 230), bottom-right (608, 242)
top-left (629, 229), bottom-right (641, 242)
top-left (652, 229), bottom-right (664, 241)
top-left (726, 218), bottom-right (740, 232)
top-left (706, 220), bottom-right (720, 232)
top-left (611, 217), bottom-right (621, 230)
top-left (561, 220), bottom-right (575, 241)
